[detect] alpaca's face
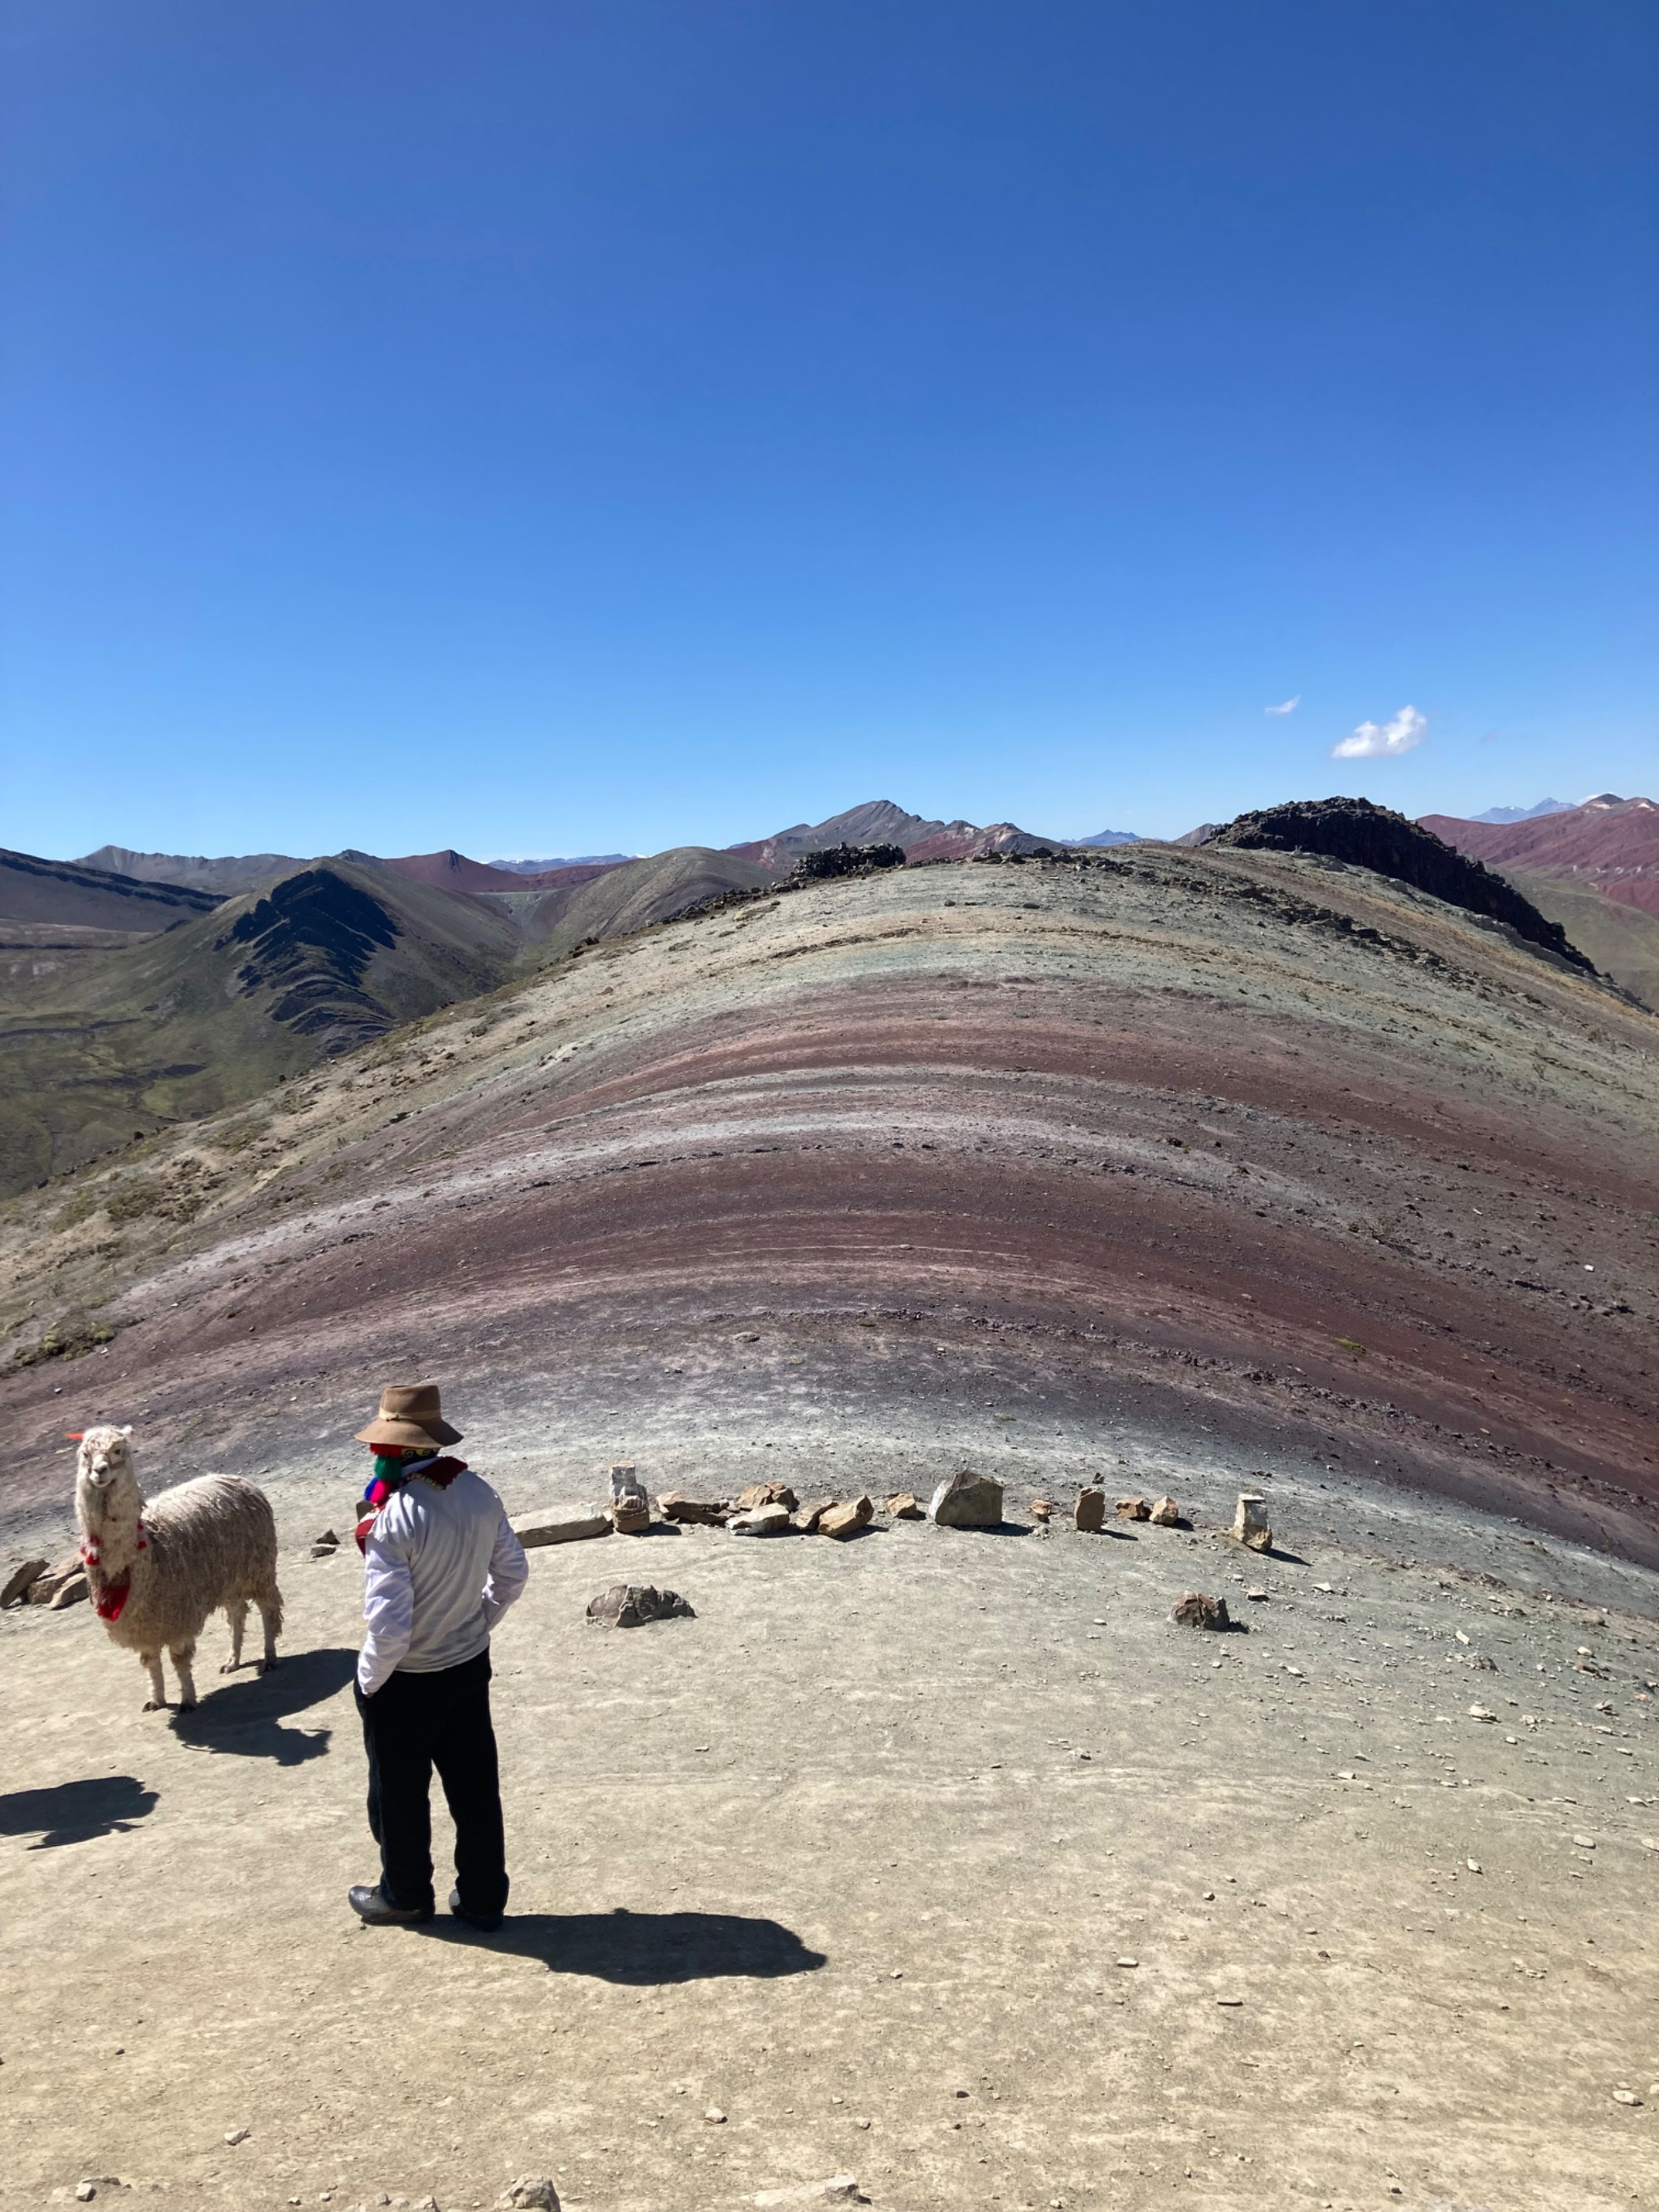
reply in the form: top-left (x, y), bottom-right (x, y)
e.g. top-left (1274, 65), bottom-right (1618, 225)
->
top-left (75, 1425), bottom-right (136, 1519)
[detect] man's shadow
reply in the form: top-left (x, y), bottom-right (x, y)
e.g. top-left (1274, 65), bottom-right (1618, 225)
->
top-left (429, 1904), bottom-right (826, 1985)
top-left (171, 1646), bottom-right (357, 1766)
top-left (0, 1775), bottom-right (158, 1850)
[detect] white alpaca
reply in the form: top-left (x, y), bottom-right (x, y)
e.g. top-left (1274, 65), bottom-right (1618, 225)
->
top-left (74, 1425), bottom-right (285, 1712)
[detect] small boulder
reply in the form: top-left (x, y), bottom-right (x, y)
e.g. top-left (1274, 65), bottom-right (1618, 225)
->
top-left (27, 1556), bottom-right (84, 1605)
top-left (929, 1471), bottom-right (1004, 1528)
top-left (49, 1570), bottom-right (90, 1610)
top-left (512, 1510), bottom-right (611, 1547)
top-left (498, 2179), bottom-right (561, 2211)
top-left (887, 1494), bottom-right (923, 1519)
top-left (1233, 1492), bottom-right (1272, 1552)
top-left (793, 1500), bottom-right (834, 1532)
top-left (585, 1584), bottom-right (694, 1628)
top-left (820, 1496), bottom-right (873, 1541)
top-left (1074, 1487), bottom-right (1105, 1532)
top-left (1116, 1495), bottom-right (1151, 1521)
top-left (1148, 1496), bottom-right (1182, 1527)
top-left (659, 1493), bottom-right (728, 1525)
top-left (737, 1480), bottom-right (800, 1513)
top-left (1172, 1591), bottom-right (1231, 1630)
top-left (728, 1503), bottom-right (793, 1537)
top-left (1029, 1498), bottom-right (1054, 1523)
top-left (0, 1557), bottom-right (48, 1607)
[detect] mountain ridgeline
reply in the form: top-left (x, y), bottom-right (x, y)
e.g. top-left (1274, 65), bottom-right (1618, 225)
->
top-left (1, 794), bottom-right (1640, 1201)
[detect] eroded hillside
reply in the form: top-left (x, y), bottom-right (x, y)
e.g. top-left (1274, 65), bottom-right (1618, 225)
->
top-left (4, 845), bottom-right (1655, 1562)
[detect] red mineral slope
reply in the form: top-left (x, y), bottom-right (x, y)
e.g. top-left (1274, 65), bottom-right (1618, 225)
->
top-left (1422, 796), bottom-right (1659, 918)
top-left (7, 846), bottom-right (1656, 1566)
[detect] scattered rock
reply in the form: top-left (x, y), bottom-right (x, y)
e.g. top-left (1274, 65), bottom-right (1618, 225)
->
top-left (1467, 1859), bottom-right (1482, 1873)
top-left (224, 2127), bottom-right (251, 2145)
top-left (27, 1557), bottom-right (84, 1605)
top-left (609, 1464), bottom-right (651, 1532)
top-left (75, 2187), bottom-right (95, 2205)
top-left (1612, 2091), bottom-right (1642, 2107)
top-left (49, 1571), bottom-right (90, 1610)
top-left (887, 1494), bottom-right (923, 1519)
top-left (1468, 1706), bottom-right (1497, 1722)
top-left (754, 2177), bottom-right (866, 2207)
top-left (820, 1496), bottom-right (873, 1541)
top-left (1467, 1654), bottom-right (1498, 1671)
top-left (705, 2107), bottom-right (727, 2125)
top-left (585, 1584), bottom-right (695, 1627)
top-left (1245, 1587), bottom-right (1269, 1602)
top-left (737, 1481), bottom-right (800, 1513)
top-left (1573, 1834), bottom-right (1596, 1849)
top-left (929, 1471), bottom-right (1004, 1528)
top-left (1029, 1498), bottom-right (1055, 1523)
top-left (1116, 1496), bottom-right (1151, 1521)
top-left (1233, 1492), bottom-right (1272, 1552)
top-left (1116, 1956), bottom-right (1138, 1968)
top-left (793, 1500), bottom-right (834, 1533)
top-left (728, 1503), bottom-right (794, 1537)
top-left (1172, 1592), bottom-right (1231, 1630)
top-left (2, 1557), bottom-right (49, 1605)
top-left (498, 2178), bottom-right (561, 2210)
top-left (1074, 1487), bottom-right (1105, 1533)
top-left (313, 1529), bottom-right (340, 1548)
top-left (512, 1511), bottom-right (611, 1547)
top-left (659, 1493), bottom-right (728, 1525)
top-left (1148, 1496), bottom-right (1182, 1527)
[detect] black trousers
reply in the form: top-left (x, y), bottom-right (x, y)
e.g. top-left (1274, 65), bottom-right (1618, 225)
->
top-left (355, 1649), bottom-right (508, 1917)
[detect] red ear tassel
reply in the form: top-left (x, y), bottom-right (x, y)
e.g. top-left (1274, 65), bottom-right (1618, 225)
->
top-left (66, 1431), bottom-right (85, 1441)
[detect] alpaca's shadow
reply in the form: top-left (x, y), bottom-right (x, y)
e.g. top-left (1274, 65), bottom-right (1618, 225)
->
top-left (429, 1905), bottom-right (826, 1985)
top-left (171, 1646), bottom-right (356, 1766)
top-left (0, 1774), bottom-right (158, 1850)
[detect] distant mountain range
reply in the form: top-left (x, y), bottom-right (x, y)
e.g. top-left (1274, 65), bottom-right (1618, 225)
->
top-left (487, 852), bottom-right (634, 872)
top-left (1418, 793), bottom-right (1659, 1012)
top-left (7, 789), bottom-right (1652, 1200)
top-left (1467, 800), bottom-right (1574, 825)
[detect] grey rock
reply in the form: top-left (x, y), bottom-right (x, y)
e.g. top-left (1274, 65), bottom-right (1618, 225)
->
top-left (49, 1571), bottom-right (90, 1610)
top-left (497, 2179), bottom-right (560, 2210)
top-left (1172, 1591), bottom-right (1231, 1630)
top-left (585, 1583), bottom-right (695, 1628)
top-left (928, 1471), bottom-right (1004, 1528)
top-left (1, 1557), bottom-right (48, 1606)
top-left (728, 1503), bottom-right (793, 1536)
top-left (1074, 1488), bottom-right (1105, 1532)
top-left (512, 1510), bottom-right (611, 1547)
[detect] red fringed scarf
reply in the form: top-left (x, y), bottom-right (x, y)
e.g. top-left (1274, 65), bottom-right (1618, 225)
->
top-left (80, 1522), bottom-right (147, 1623)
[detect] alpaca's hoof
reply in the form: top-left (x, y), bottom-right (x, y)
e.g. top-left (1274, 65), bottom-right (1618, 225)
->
top-left (260, 1655), bottom-right (279, 1671)
top-left (177, 1696), bottom-right (198, 1712)
top-left (218, 1659), bottom-right (240, 1674)
top-left (142, 1698), bottom-right (168, 1713)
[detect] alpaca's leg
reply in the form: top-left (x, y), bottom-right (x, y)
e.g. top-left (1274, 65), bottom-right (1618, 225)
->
top-left (221, 1599), bottom-right (248, 1674)
top-left (256, 1590), bottom-right (281, 1672)
top-left (170, 1642), bottom-right (199, 1711)
top-left (141, 1652), bottom-right (168, 1711)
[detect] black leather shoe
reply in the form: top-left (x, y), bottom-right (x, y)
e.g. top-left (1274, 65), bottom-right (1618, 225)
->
top-left (348, 1883), bottom-right (433, 1926)
top-left (448, 1886), bottom-right (504, 1932)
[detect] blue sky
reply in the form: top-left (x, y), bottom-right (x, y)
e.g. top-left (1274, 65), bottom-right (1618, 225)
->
top-left (3, 0), bottom-right (1654, 860)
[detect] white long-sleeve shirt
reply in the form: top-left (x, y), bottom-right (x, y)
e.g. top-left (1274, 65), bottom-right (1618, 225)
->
top-left (358, 1461), bottom-right (528, 1696)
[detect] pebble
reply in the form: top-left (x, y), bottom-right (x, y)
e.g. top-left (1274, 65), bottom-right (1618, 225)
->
top-left (1573, 1834), bottom-right (1596, 1849)
top-left (1613, 2091), bottom-right (1642, 2107)
top-left (1216, 1996), bottom-right (1244, 2007)
top-left (1466, 1859), bottom-right (1482, 1873)
top-left (706, 2107), bottom-right (727, 2124)
top-left (1468, 1706), bottom-right (1497, 1722)
top-left (1117, 1956), bottom-right (1138, 1967)
top-left (225, 2129), bottom-right (251, 2146)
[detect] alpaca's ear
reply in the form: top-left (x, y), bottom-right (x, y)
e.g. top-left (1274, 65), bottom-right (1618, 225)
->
top-left (120, 1425), bottom-right (134, 1438)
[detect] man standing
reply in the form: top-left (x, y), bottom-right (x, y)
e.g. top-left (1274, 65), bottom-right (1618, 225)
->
top-left (348, 1383), bottom-right (528, 1932)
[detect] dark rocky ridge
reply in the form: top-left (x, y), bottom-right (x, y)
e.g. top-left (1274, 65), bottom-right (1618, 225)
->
top-left (1205, 797), bottom-right (1593, 970)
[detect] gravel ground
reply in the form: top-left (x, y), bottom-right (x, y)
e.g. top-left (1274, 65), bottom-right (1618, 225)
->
top-left (4, 1425), bottom-right (1657, 2212)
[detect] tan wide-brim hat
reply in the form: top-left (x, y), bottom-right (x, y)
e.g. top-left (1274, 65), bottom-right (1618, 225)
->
top-left (354, 1382), bottom-right (462, 1449)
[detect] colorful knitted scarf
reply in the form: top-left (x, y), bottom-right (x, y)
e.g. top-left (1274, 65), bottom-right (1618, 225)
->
top-left (354, 1448), bottom-right (468, 1551)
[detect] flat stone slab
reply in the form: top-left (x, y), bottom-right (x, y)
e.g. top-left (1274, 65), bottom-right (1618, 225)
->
top-left (512, 1511), bottom-right (611, 1548)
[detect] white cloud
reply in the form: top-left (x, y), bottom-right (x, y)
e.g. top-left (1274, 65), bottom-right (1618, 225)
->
top-left (1264, 694), bottom-right (1300, 716)
top-left (1331, 704), bottom-right (1427, 760)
